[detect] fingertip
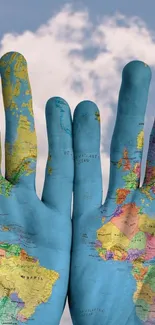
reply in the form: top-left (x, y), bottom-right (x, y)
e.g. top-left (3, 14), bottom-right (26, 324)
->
top-left (122, 60), bottom-right (152, 85)
top-left (45, 96), bottom-right (72, 138)
top-left (46, 96), bottom-right (71, 116)
top-left (73, 100), bottom-right (100, 153)
top-left (73, 100), bottom-right (100, 121)
top-left (0, 51), bottom-right (27, 67)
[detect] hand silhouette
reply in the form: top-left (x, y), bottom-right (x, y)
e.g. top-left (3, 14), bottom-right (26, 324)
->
top-left (0, 51), bottom-right (73, 325)
top-left (69, 60), bottom-right (155, 325)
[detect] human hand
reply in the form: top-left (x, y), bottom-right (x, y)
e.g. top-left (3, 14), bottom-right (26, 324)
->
top-left (0, 51), bottom-right (73, 325)
top-left (69, 60), bottom-right (154, 325)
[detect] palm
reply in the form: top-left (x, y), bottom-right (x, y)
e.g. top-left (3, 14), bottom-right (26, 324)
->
top-left (69, 61), bottom-right (155, 325)
top-left (0, 52), bottom-right (73, 325)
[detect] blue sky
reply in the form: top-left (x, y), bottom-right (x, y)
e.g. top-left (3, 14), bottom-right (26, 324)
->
top-left (0, 0), bottom-right (155, 37)
top-left (0, 2), bottom-right (154, 324)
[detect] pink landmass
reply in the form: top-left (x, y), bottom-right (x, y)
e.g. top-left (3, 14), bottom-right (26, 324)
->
top-left (145, 233), bottom-right (155, 260)
top-left (111, 204), bottom-right (139, 240)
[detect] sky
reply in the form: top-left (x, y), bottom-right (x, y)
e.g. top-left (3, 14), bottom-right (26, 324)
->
top-left (0, 1), bottom-right (154, 324)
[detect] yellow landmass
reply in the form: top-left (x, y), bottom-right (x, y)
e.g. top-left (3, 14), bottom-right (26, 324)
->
top-left (140, 186), bottom-right (154, 201)
top-left (0, 255), bottom-right (59, 319)
top-left (5, 114), bottom-right (37, 181)
top-left (137, 130), bottom-right (144, 150)
top-left (22, 98), bottom-right (33, 116)
top-left (133, 280), bottom-right (144, 302)
top-left (1, 53), bottom-right (28, 109)
top-left (97, 222), bottom-right (130, 250)
top-left (133, 281), bottom-right (154, 305)
top-left (139, 214), bottom-right (155, 235)
top-left (1, 77), bottom-right (12, 108)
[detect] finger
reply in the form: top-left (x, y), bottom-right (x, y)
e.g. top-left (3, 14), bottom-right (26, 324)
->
top-left (142, 119), bottom-right (155, 190)
top-left (0, 131), bottom-right (13, 195)
top-left (0, 51), bottom-right (37, 189)
top-left (41, 97), bottom-right (73, 217)
top-left (73, 100), bottom-right (102, 217)
top-left (107, 60), bottom-right (151, 204)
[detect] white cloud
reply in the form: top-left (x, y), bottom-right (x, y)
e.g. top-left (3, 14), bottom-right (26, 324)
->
top-left (0, 4), bottom-right (155, 323)
top-left (60, 299), bottom-right (72, 325)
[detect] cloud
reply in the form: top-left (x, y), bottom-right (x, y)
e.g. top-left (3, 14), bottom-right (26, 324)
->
top-left (0, 4), bottom-right (155, 323)
top-left (60, 299), bottom-right (72, 324)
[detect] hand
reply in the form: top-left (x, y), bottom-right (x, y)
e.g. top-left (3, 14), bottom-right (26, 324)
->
top-left (0, 51), bottom-right (73, 325)
top-left (69, 60), bottom-right (154, 325)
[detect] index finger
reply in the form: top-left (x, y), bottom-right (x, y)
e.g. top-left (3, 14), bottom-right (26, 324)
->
top-left (0, 51), bottom-right (37, 189)
top-left (107, 60), bottom-right (151, 203)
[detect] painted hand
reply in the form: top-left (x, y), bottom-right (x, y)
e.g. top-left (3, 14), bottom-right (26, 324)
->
top-left (69, 60), bottom-right (154, 325)
top-left (0, 51), bottom-right (73, 325)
